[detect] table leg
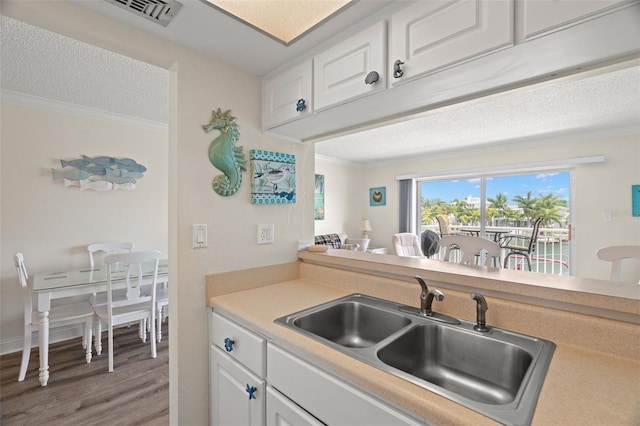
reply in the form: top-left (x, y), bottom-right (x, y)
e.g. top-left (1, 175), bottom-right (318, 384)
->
top-left (38, 310), bottom-right (50, 386)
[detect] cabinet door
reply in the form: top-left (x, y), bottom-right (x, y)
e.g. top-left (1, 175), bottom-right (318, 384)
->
top-left (267, 343), bottom-right (423, 426)
top-left (314, 21), bottom-right (387, 111)
top-left (210, 346), bottom-right (265, 426)
top-left (266, 386), bottom-right (325, 426)
top-left (521, 0), bottom-right (633, 40)
top-left (389, 0), bottom-right (513, 85)
top-left (262, 60), bottom-right (312, 129)
top-left (211, 311), bottom-right (266, 377)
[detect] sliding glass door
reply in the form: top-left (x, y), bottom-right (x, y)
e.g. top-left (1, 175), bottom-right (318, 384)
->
top-left (419, 170), bottom-right (572, 275)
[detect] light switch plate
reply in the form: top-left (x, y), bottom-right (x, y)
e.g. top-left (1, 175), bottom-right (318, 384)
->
top-left (193, 224), bottom-right (207, 248)
top-left (257, 224), bottom-right (274, 244)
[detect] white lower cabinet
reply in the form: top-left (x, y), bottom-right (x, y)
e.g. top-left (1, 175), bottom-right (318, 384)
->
top-left (210, 310), bottom-right (267, 426)
top-left (210, 310), bottom-right (427, 426)
top-left (267, 343), bottom-right (425, 426)
top-left (211, 346), bottom-right (266, 426)
top-left (266, 386), bottom-right (325, 426)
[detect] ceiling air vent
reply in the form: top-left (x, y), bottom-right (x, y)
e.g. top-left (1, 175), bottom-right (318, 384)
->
top-left (105, 0), bottom-right (183, 27)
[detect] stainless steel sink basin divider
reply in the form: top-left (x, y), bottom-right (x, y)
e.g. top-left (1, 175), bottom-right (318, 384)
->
top-left (274, 293), bottom-right (556, 426)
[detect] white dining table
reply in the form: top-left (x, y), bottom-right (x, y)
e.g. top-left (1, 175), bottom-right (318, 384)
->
top-left (31, 260), bottom-right (168, 386)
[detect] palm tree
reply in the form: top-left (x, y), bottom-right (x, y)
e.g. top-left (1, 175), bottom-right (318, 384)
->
top-left (451, 199), bottom-right (475, 225)
top-left (513, 191), bottom-right (538, 222)
top-left (535, 194), bottom-right (568, 226)
top-left (487, 193), bottom-right (509, 216)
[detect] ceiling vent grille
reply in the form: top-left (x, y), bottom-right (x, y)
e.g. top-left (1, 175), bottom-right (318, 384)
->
top-left (105, 0), bottom-right (183, 27)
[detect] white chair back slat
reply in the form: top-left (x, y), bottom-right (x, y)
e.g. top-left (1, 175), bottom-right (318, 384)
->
top-left (105, 251), bottom-right (160, 305)
top-left (87, 242), bottom-right (134, 268)
top-left (439, 235), bottom-right (502, 267)
top-left (14, 253), bottom-right (33, 323)
top-left (596, 245), bottom-right (640, 282)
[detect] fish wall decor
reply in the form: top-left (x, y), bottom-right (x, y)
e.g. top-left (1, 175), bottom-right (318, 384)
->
top-left (52, 155), bottom-right (146, 191)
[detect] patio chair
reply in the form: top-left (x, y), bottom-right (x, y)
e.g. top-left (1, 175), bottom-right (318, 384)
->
top-left (436, 215), bottom-right (456, 237)
top-left (501, 217), bottom-right (544, 271)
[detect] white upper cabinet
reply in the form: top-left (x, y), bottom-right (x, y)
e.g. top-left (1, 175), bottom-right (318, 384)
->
top-left (314, 21), bottom-right (387, 111)
top-left (262, 60), bottom-right (312, 129)
top-left (388, 0), bottom-right (513, 86)
top-left (521, 0), bottom-right (634, 41)
top-left (260, 0), bottom-right (637, 140)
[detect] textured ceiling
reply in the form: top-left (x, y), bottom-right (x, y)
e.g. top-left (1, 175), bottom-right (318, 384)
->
top-left (72, 0), bottom-right (396, 77)
top-left (1, 7), bottom-right (638, 165)
top-left (314, 63), bottom-right (640, 165)
top-left (0, 16), bottom-right (168, 124)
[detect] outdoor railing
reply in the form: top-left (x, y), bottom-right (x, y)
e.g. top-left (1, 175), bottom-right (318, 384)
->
top-left (421, 225), bottom-right (570, 275)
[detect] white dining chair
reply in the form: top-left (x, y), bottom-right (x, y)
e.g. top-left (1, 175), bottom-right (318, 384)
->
top-left (14, 252), bottom-right (94, 382)
top-left (93, 250), bottom-right (161, 372)
top-left (153, 288), bottom-right (169, 342)
top-left (87, 242), bottom-right (136, 353)
top-left (142, 259), bottom-right (169, 344)
top-left (596, 245), bottom-right (640, 282)
top-left (439, 235), bottom-right (502, 267)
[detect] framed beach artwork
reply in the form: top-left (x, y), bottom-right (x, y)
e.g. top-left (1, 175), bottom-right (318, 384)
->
top-left (315, 174), bottom-right (325, 220)
top-left (633, 184), bottom-right (640, 217)
top-left (369, 186), bottom-right (386, 206)
top-left (250, 149), bottom-right (296, 204)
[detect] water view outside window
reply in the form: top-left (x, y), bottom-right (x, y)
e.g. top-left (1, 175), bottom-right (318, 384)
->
top-left (419, 171), bottom-right (571, 275)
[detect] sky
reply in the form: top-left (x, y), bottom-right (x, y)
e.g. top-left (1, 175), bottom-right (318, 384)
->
top-left (420, 171), bottom-right (570, 204)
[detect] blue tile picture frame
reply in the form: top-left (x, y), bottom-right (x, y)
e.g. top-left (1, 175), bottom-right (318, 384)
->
top-left (632, 184), bottom-right (640, 217)
top-left (370, 186), bottom-right (386, 206)
top-left (250, 149), bottom-right (296, 204)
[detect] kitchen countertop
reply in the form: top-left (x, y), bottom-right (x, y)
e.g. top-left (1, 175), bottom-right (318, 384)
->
top-left (209, 278), bottom-right (640, 425)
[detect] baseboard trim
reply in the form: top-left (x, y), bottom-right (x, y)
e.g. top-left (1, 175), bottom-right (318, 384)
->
top-left (0, 324), bottom-right (84, 356)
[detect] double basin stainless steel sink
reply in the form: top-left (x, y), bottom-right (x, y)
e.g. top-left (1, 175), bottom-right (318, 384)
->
top-left (275, 294), bottom-right (555, 425)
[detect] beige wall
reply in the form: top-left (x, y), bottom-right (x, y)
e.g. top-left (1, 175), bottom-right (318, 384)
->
top-left (2, 2), bottom-right (637, 424)
top-left (351, 133), bottom-right (640, 280)
top-left (0, 102), bottom-right (169, 351)
top-left (1, 2), bottom-right (314, 425)
top-left (314, 157), bottom-right (363, 238)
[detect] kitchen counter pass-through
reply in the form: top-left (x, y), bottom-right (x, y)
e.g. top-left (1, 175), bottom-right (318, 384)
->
top-left (207, 251), bottom-right (639, 425)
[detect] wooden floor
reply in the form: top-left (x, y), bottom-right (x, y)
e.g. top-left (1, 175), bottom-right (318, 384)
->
top-left (0, 326), bottom-right (169, 426)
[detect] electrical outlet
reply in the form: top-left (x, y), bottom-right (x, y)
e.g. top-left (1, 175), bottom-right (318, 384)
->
top-left (257, 224), bottom-right (274, 244)
top-left (602, 210), bottom-right (612, 223)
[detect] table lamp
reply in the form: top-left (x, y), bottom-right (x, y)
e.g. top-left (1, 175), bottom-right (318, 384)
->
top-left (360, 219), bottom-right (372, 239)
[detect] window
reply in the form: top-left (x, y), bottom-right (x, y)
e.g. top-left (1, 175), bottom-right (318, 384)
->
top-left (415, 170), bottom-right (572, 275)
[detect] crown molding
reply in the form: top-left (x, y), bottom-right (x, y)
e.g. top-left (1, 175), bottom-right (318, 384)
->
top-left (1, 89), bottom-right (168, 133)
top-left (314, 154), bottom-right (362, 168)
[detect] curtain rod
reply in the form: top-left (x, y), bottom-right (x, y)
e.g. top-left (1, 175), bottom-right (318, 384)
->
top-left (395, 155), bottom-right (605, 181)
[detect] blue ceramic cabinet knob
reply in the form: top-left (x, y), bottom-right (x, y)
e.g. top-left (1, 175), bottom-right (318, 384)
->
top-left (224, 337), bottom-right (235, 352)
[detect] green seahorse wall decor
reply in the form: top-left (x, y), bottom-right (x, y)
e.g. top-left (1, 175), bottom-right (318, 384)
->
top-left (202, 108), bottom-right (247, 196)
